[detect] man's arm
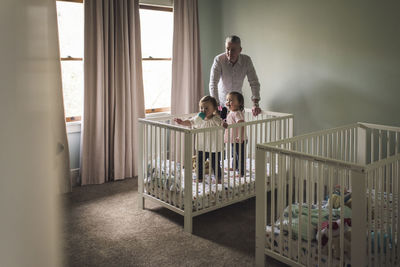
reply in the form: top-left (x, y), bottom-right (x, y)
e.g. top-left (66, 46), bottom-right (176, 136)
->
top-left (247, 57), bottom-right (260, 102)
top-left (247, 57), bottom-right (261, 116)
top-left (209, 56), bottom-right (222, 104)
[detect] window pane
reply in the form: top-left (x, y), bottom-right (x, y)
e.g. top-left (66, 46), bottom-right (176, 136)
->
top-left (140, 9), bottom-right (173, 58)
top-left (60, 61), bottom-right (83, 117)
top-left (142, 61), bottom-right (171, 109)
top-left (56, 1), bottom-right (84, 58)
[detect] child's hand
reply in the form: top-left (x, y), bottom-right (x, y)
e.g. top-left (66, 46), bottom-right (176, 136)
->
top-left (222, 122), bottom-right (228, 128)
top-left (174, 118), bottom-right (183, 124)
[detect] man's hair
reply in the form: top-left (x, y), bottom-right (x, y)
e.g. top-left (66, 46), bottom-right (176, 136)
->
top-left (225, 35), bottom-right (241, 46)
top-left (227, 91), bottom-right (245, 111)
top-left (199, 95), bottom-right (218, 110)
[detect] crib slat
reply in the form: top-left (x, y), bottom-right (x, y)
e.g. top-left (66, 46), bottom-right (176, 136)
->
top-left (208, 130), bottom-right (212, 205)
top-left (228, 129), bottom-right (231, 200)
top-left (239, 126), bottom-right (242, 198)
top-left (202, 132), bottom-right (205, 209)
top-left (306, 161), bottom-right (311, 267)
top-left (195, 133), bottom-right (199, 211)
top-left (180, 132), bottom-right (184, 209)
top-left (380, 165), bottom-right (384, 266)
top-left (296, 159), bottom-right (303, 262)
top-left (139, 124), bottom-right (149, 197)
top-left (233, 127), bottom-right (237, 198)
top-left (386, 162), bottom-right (390, 266)
top-left (368, 170), bottom-right (373, 267)
top-left (339, 169), bottom-right (344, 267)
top-left (150, 126), bottom-right (154, 196)
top-left (271, 152), bottom-right (276, 254)
top-left (278, 154), bottom-right (283, 256)
top-left (317, 163), bottom-right (321, 267)
top-left (328, 166), bottom-right (333, 267)
top-left (164, 128), bottom-right (167, 202)
top-left (396, 133), bottom-right (399, 264)
top-left (168, 129), bottom-right (172, 204)
top-left (222, 138), bottom-right (225, 203)
top-left (249, 124), bottom-right (253, 193)
top-left (215, 129), bottom-right (219, 206)
top-left (173, 131), bottom-right (177, 207)
top-left (244, 125), bottom-right (248, 196)
top-left (158, 127), bottom-right (161, 199)
top-left (288, 155), bottom-right (293, 260)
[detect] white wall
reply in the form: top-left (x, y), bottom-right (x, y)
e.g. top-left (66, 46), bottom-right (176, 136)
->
top-left (215, 0), bottom-right (400, 134)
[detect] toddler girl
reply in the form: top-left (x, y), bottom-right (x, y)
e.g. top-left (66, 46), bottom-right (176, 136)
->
top-left (224, 92), bottom-right (246, 176)
top-left (174, 96), bottom-right (223, 182)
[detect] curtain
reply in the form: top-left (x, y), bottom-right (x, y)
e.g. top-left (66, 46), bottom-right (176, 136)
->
top-left (171, 0), bottom-right (203, 115)
top-left (81, 0), bottom-right (145, 185)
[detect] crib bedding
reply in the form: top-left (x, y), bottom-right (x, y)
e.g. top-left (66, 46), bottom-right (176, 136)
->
top-left (265, 200), bottom-right (352, 266)
top-left (144, 158), bottom-right (278, 210)
top-left (265, 191), bottom-right (397, 266)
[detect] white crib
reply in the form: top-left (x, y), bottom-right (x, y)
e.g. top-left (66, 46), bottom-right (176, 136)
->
top-left (138, 109), bottom-right (294, 233)
top-left (256, 122), bottom-right (399, 267)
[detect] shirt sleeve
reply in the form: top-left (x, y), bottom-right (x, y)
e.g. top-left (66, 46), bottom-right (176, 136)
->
top-left (246, 57), bottom-right (260, 101)
top-left (209, 56), bottom-right (222, 104)
top-left (235, 111), bottom-right (245, 122)
top-left (189, 115), bottom-right (202, 128)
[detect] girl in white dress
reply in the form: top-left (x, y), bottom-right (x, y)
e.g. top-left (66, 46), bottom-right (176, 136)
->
top-left (174, 96), bottom-right (224, 182)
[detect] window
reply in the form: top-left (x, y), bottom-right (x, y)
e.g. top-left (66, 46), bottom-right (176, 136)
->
top-left (139, 4), bottom-right (173, 114)
top-left (56, 0), bottom-right (84, 122)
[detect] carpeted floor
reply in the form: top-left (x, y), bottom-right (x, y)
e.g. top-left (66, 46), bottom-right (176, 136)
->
top-left (62, 177), bottom-right (287, 267)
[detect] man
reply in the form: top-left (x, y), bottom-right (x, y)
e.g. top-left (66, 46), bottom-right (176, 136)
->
top-left (209, 35), bottom-right (261, 116)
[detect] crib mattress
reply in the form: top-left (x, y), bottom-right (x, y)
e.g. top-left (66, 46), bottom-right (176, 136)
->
top-left (144, 158), bottom-right (278, 210)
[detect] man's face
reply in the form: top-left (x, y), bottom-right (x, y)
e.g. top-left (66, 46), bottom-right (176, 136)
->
top-left (225, 41), bottom-right (242, 64)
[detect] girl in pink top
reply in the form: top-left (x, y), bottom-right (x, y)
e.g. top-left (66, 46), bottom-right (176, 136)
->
top-left (224, 92), bottom-right (246, 176)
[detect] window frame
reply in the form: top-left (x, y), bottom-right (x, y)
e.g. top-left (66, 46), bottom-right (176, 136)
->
top-left (57, 0), bottom-right (84, 122)
top-left (140, 4), bottom-right (173, 114)
top-left (58, 1), bottom-right (174, 121)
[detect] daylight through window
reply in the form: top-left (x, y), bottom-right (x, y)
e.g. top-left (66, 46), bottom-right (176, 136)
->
top-left (140, 5), bottom-right (173, 113)
top-left (56, 0), bottom-right (84, 122)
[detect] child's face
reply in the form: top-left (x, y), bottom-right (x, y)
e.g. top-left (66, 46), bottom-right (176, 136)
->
top-left (200, 101), bottom-right (215, 119)
top-left (225, 94), bottom-right (240, 111)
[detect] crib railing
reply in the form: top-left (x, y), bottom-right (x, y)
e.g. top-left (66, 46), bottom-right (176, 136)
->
top-left (138, 109), bottom-right (294, 233)
top-left (256, 122), bottom-right (400, 267)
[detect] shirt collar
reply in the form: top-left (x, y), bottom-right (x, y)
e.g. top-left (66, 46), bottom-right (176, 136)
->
top-left (227, 54), bottom-right (242, 66)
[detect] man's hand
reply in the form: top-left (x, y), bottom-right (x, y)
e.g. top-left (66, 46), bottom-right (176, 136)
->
top-left (174, 118), bottom-right (183, 124)
top-left (252, 106), bottom-right (261, 116)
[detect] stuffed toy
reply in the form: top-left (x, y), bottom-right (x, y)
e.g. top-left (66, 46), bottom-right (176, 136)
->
top-left (192, 155), bottom-right (209, 173)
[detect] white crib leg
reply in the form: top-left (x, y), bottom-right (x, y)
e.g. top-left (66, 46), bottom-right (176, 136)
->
top-left (256, 149), bottom-right (266, 267)
top-left (138, 194), bottom-right (145, 209)
top-left (138, 122), bottom-right (145, 210)
top-left (183, 132), bottom-right (193, 234)
top-left (184, 213), bottom-right (193, 233)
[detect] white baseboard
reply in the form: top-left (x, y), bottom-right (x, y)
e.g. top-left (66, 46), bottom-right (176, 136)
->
top-left (70, 168), bottom-right (80, 187)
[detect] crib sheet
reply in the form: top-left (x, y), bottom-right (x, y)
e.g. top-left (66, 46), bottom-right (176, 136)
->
top-left (144, 158), bottom-right (279, 210)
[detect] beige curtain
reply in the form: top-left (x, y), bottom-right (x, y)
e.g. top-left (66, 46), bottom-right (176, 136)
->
top-left (171, 0), bottom-right (203, 115)
top-left (81, 0), bottom-right (145, 185)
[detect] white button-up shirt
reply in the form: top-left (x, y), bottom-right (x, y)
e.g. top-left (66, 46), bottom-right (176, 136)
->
top-left (209, 53), bottom-right (260, 105)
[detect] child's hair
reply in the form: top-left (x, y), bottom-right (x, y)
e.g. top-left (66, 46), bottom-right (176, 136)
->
top-left (199, 95), bottom-right (218, 111)
top-left (227, 91), bottom-right (244, 111)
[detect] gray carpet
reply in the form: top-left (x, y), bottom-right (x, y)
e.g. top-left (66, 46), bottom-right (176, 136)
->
top-left (62, 178), bottom-right (287, 267)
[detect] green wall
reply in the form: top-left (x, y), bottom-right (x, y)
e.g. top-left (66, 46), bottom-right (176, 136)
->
top-left (198, 0), bottom-right (223, 95)
top-left (199, 0), bottom-right (400, 134)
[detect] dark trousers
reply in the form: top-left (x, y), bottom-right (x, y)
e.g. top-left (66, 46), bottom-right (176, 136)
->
top-left (197, 151), bottom-right (222, 181)
top-left (231, 142), bottom-right (245, 176)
